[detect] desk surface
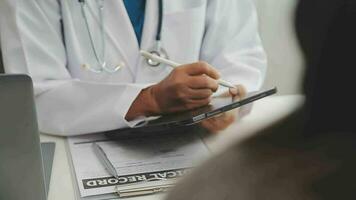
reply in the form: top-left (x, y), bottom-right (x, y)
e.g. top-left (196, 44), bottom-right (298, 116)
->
top-left (40, 95), bottom-right (304, 200)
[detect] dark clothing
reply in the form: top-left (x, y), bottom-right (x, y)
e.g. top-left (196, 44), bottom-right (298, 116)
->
top-left (296, 0), bottom-right (356, 134)
top-left (123, 0), bottom-right (146, 45)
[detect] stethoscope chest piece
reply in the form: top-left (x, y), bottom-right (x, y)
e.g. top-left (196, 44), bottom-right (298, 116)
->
top-left (147, 47), bottom-right (168, 67)
top-left (146, 0), bottom-right (167, 67)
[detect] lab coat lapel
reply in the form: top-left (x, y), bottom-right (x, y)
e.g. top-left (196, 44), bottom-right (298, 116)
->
top-left (103, 0), bottom-right (139, 75)
top-left (141, 0), bottom-right (159, 54)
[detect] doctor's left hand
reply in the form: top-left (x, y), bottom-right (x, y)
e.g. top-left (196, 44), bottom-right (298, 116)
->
top-left (200, 85), bottom-right (247, 133)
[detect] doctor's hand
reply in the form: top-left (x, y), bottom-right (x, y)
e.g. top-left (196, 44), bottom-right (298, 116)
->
top-left (150, 62), bottom-right (221, 114)
top-left (200, 84), bottom-right (247, 134)
top-left (126, 62), bottom-right (220, 120)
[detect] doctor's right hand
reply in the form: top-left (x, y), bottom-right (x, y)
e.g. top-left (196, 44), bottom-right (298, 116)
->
top-left (150, 62), bottom-right (220, 114)
top-left (126, 62), bottom-right (220, 120)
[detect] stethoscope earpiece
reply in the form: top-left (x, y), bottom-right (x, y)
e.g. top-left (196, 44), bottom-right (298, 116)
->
top-left (82, 64), bottom-right (103, 73)
top-left (81, 63), bottom-right (124, 73)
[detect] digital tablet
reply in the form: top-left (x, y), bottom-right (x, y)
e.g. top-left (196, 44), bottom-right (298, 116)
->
top-left (105, 87), bottom-right (277, 137)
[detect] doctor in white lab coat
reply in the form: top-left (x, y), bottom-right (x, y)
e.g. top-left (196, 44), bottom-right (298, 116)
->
top-left (0, 0), bottom-right (266, 135)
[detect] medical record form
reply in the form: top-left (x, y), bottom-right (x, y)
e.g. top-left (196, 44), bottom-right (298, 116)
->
top-left (67, 131), bottom-right (210, 198)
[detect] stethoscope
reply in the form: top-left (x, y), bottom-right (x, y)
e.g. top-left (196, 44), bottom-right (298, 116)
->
top-left (78, 0), bottom-right (168, 73)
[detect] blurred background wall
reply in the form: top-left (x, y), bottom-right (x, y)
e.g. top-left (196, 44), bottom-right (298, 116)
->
top-left (253, 0), bottom-right (304, 95)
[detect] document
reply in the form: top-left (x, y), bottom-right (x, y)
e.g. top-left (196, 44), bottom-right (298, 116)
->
top-left (67, 131), bottom-right (210, 197)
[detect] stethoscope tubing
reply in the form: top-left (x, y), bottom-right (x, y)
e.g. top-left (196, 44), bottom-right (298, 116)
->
top-left (79, 0), bottom-right (166, 72)
top-left (80, 0), bottom-right (107, 73)
top-left (156, 0), bottom-right (163, 41)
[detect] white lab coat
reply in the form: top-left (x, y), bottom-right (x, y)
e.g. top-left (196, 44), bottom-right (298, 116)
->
top-left (0, 0), bottom-right (267, 136)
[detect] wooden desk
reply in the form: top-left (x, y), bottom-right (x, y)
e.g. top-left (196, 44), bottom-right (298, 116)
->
top-left (40, 95), bottom-right (304, 200)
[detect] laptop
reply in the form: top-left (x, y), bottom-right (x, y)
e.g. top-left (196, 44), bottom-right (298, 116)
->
top-left (0, 74), bottom-right (55, 200)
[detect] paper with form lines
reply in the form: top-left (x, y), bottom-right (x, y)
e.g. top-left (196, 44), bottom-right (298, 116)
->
top-left (67, 131), bottom-right (210, 197)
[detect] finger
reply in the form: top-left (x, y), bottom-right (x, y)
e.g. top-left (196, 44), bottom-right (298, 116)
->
top-left (210, 113), bottom-right (235, 129)
top-left (200, 119), bottom-right (213, 130)
top-left (184, 98), bottom-right (212, 109)
top-left (200, 119), bottom-right (217, 132)
top-left (231, 85), bottom-right (247, 101)
top-left (210, 112), bottom-right (233, 122)
top-left (219, 84), bottom-right (247, 98)
top-left (229, 87), bottom-right (239, 96)
top-left (222, 112), bottom-right (236, 124)
top-left (186, 88), bottom-right (213, 100)
top-left (235, 84), bottom-right (247, 98)
top-left (183, 62), bottom-right (220, 79)
top-left (187, 75), bottom-right (219, 92)
top-left (200, 116), bottom-right (232, 133)
top-left (175, 87), bottom-right (212, 101)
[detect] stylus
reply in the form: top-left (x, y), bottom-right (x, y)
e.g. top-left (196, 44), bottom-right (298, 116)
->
top-left (140, 50), bottom-right (236, 89)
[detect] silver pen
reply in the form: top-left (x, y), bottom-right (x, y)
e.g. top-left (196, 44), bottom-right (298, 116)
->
top-left (92, 142), bottom-right (120, 179)
top-left (92, 143), bottom-right (172, 198)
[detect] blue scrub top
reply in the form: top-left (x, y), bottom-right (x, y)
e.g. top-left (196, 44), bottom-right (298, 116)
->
top-left (123, 0), bottom-right (146, 45)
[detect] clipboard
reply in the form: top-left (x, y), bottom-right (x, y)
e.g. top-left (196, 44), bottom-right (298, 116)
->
top-left (67, 131), bottom-right (209, 199)
top-left (115, 178), bottom-right (177, 198)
